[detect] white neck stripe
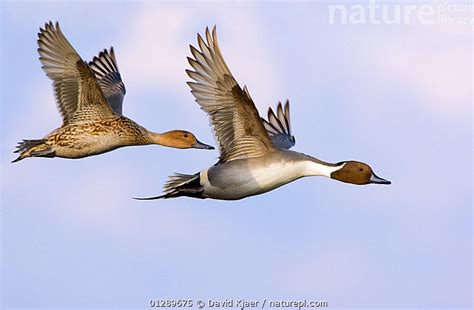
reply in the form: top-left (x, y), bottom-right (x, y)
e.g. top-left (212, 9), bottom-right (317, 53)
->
top-left (303, 161), bottom-right (346, 178)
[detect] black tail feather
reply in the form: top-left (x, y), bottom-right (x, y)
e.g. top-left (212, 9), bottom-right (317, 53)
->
top-left (133, 195), bottom-right (167, 200)
top-left (11, 156), bottom-right (23, 163)
top-left (134, 173), bottom-right (204, 200)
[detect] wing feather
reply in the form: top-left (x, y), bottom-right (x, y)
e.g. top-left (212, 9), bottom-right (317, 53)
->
top-left (37, 22), bottom-right (114, 124)
top-left (261, 100), bottom-right (295, 149)
top-left (38, 21), bottom-right (80, 124)
top-left (89, 47), bottom-right (126, 115)
top-left (186, 27), bottom-right (275, 162)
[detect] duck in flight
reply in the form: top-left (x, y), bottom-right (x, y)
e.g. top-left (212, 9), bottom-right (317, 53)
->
top-left (135, 27), bottom-right (390, 201)
top-left (12, 22), bottom-right (213, 163)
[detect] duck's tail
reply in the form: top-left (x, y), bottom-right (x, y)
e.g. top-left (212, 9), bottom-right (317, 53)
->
top-left (12, 139), bottom-right (54, 163)
top-left (134, 173), bottom-right (205, 200)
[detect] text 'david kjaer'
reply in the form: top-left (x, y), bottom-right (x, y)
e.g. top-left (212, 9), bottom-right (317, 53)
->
top-left (149, 298), bottom-right (329, 309)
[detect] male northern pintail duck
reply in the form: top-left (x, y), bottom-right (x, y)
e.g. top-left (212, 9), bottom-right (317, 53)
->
top-left (12, 22), bottom-right (213, 163)
top-left (136, 27), bottom-right (390, 201)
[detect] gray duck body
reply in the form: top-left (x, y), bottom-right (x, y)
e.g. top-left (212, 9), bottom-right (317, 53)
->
top-left (203, 150), bottom-right (313, 200)
top-left (136, 27), bottom-right (391, 201)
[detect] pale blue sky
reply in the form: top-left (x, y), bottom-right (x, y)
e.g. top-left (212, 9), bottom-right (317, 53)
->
top-left (1, 1), bottom-right (472, 309)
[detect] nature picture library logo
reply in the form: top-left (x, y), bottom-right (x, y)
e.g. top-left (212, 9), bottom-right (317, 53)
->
top-left (328, 1), bottom-right (474, 25)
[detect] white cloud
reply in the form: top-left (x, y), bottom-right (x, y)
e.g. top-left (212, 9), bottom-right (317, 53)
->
top-left (360, 24), bottom-right (471, 118)
top-left (116, 5), bottom-right (190, 93)
top-left (4, 3), bottom-right (286, 154)
top-left (117, 3), bottom-right (285, 114)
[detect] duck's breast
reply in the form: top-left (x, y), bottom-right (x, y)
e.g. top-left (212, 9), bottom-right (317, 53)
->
top-left (50, 117), bottom-right (144, 158)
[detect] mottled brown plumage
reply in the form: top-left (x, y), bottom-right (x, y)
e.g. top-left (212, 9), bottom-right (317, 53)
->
top-left (13, 22), bottom-right (213, 163)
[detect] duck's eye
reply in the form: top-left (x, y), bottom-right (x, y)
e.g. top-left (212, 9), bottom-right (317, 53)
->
top-left (359, 168), bottom-right (363, 172)
top-left (184, 134), bottom-right (188, 138)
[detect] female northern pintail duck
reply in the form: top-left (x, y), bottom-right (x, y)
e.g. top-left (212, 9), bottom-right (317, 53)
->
top-left (136, 27), bottom-right (390, 201)
top-left (12, 22), bottom-right (213, 163)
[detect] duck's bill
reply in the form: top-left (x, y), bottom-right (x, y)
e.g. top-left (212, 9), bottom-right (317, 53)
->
top-left (192, 139), bottom-right (215, 150)
top-left (370, 173), bottom-right (391, 185)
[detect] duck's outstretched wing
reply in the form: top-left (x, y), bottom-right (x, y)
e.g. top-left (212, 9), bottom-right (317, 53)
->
top-left (38, 21), bottom-right (114, 125)
top-left (261, 100), bottom-right (295, 150)
top-left (186, 27), bottom-right (275, 163)
top-left (89, 47), bottom-right (126, 115)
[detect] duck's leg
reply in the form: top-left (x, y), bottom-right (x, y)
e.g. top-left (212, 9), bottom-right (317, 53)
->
top-left (12, 139), bottom-right (55, 163)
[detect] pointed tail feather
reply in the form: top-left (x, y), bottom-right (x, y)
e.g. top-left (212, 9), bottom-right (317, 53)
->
top-left (12, 139), bottom-right (53, 163)
top-left (133, 194), bottom-right (167, 200)
top-left (11, 156), bottom-right (24, 163)
top-left (133, 173), bottom-right (204, 200)
top-left (14, 139), bottom-right (46, 153)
